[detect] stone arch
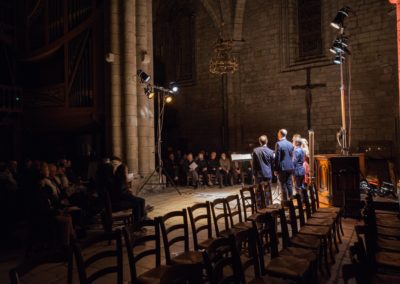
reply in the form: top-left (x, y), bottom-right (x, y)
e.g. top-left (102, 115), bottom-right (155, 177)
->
top-left (200, 0), bottom-right (220, 30)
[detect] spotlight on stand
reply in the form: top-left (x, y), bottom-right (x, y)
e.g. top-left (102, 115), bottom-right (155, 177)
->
top-left (330, 36), bottom-right (351, 55)
top-left (169, 82), bottom-right (179, 93)
top-left (137, 69), bottom-right (150, 83)
top-left (333, 54), bottom-right (344, 65)
top-left (330, 6), bottom-right (351, 30)
top-left (165, 95), bottom-right (173, 103)
top-left (144, 85), bottom-right (154, 99)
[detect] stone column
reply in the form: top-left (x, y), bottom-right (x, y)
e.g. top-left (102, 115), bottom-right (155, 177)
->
top-left (389, 0), bottom-right (400, 177)
top-left (109, 0), bottom-right (122, 157)
top-left (389, 0), bottom-right (400, 116)
top-left (122, 0), bottom-right (139, 173)
top-left (136, 0), bottom-right (155, 176)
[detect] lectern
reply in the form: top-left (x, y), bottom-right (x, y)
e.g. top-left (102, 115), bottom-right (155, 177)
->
top-left (315, 154), bottom-right (365, 218)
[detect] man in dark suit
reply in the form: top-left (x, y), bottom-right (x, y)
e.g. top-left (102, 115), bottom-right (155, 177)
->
top-left (274, 129), bottom-right (294, 200)
top-left (252, 135), bottom-right (274, 207)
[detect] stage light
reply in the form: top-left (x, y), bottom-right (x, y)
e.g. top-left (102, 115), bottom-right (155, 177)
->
top-left (165, 95), bottom-right (173, 103)
top-left (169, 82), bottom-right (178, 93)
top-left (330, 7), bottom-right (350, 29)
top-left (333, 54), bottom-right (344, 65)
top-left (330, 37), bottom-right (350, 55)
top-left (144, 85), bottom-right (154, 99)
top-left (137, 69), bottom-right (150, 83)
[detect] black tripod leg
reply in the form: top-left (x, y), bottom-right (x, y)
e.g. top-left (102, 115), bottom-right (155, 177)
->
top-left (163, 169), bottom-right (182, 195)
top-left (137, 168), bottom-right (158, 193)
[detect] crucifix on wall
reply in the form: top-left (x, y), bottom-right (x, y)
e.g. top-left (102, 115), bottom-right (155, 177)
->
top-left (291, 68), bottom-right (326, 130)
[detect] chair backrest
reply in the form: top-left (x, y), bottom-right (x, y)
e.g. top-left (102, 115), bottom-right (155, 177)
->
top-left (102, 191), bottom-right (113, 232)
top-left (308, 185), bottom-right (318, 214)
top-left (159, 209), bottom-right (190, 264)
top-left (123, 219), bottom-right (161, 283)
top-left (286, 198), bottom-right (299, 234)
top-left (240, 187), bottom-right (256, 221)
top-left (9, 252), bottom-right (66, 284)
top-left (72, 229), bottom-right (123, 284)
top-left (187, 201), bottom-right (213, 251)
top-left (294, 194), bottom-right (306, 227)
top-left (225, 194), bottom-right (243, 227)
top-left (211, 198), bottom-right (230, 236)
top-left (265, 212), bottom-right (279, 259)
top-left (309, 184), bottom-right (320, 209)
top-left (302, 189), bottom-right (312, 218)
top-left (277, 205), bottom-right (291, 249)
top-left (202, 234), bottom-right (245, 284)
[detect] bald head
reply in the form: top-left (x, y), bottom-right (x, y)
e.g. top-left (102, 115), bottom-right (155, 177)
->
top-left (278, 129), bottom-right (288, 140)
top-left (259, 135), bottom-right (268, 146)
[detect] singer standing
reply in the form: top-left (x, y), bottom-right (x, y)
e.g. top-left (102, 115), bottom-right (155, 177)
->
top-left (252, 135), bottom-right (274, 208)
top-left (274, 129), bottom-right (294, 200)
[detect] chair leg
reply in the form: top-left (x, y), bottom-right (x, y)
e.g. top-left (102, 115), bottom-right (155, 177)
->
top-left (332, 224), bottom-right (339, 253)
top-left (323, 237), bottom-right (330, 277)
top-left (336, 217), bottom-right (342, 243)
top-left (339, 214), bottom-right (344, 236)
top-left (67, 249), bottom-right (73, 284)
top-left (328, 232), bottom-right (335, 263)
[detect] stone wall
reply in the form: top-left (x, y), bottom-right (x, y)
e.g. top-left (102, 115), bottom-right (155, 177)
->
top-left (168, 0), bottom-right (398, 156)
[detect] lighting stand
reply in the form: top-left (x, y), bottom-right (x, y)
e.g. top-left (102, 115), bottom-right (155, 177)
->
top-left (138, 87), bottom-right (181, 195)
top-left (338, 47), bottom-right (349, 156)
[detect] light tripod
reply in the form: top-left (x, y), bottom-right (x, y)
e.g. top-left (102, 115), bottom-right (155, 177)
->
top-left (137, 81), bottom-right (181, 195)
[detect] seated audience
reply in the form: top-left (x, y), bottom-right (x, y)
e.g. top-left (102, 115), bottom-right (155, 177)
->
top-left (163, 152), bottom-right (179, 186)
top-left (208, 151), bottom-right (223, 187)
top-left (185, 153), bottom-right (199, 188)
top-left (219, 152), bottom-right (233, 186)
top-left (196, 152), bottom-right (211, 186)
top-left (110, 156), bottom-right (149, 223)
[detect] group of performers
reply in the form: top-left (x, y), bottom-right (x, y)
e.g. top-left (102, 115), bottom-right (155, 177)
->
top-left (252, 129), bottom-right (310, 207)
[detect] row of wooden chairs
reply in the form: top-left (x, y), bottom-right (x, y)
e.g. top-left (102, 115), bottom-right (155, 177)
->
top-left (10, 185), bottom-right (342, 283)
top-left (342, 193), bottom-right (400, 283)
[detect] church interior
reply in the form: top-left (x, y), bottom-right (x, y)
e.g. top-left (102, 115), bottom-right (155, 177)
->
top-left (1, 0), bottom-right (400, 283)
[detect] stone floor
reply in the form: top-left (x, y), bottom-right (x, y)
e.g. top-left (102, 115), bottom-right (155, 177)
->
top-left (0, 185), bottom-right (360, 284)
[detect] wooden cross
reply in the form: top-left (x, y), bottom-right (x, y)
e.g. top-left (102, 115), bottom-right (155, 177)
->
top-left (291, 68), bottom-right (326, 130)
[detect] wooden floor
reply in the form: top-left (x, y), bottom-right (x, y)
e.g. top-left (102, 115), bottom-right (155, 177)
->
top-left (0, 184), bottom-right (360, 284)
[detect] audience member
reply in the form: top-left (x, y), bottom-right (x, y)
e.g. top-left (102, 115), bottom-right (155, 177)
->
top-left (185, 153), bottom-right (199, 188)
top-left (219, 152), bottom-right (233, 186)
top-left (163, 152), bottom-right (179, 186)
top-left (208, 152), bottom-right (223, 188)
top-left (293, 138), bottom-right (306, 196)
top-left (196, 152), bottom-right (210, 186)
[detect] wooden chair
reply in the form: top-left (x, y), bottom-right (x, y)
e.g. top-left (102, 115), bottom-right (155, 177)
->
top-left (202, 234), bottom-right (245, 284)
top-left (71, 229), bottom-right (123, 284)
top-left (308, 185), bottom-right (344, 238)
top-left (102, 191), bottom-right (132, 233)
top-left (295, 194), bottom-right (339, 254)
top-left (187, 201), bottom-right (215, 250)
top-left (210, 198), bottom-right (230, 237)
top-left (9, 251), bottom-right (66, 284)
top-left (159, 209), bottom-right (203, 266)
top-left (276, 207), bottom-right (319, 279)
top-left (287, 198), bottom-right (332, 276)
top-left (123, 219), bottom-right (170, 283)
top-left (225, 194), bottom-right (262, 278)
top-left (264, 213), bottom-right (313, 282)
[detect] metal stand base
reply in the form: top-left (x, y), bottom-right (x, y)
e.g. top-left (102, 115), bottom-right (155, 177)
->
top-left (138, 167), bottom-right (181, 195)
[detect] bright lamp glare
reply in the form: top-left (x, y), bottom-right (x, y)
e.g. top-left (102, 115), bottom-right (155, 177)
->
top-left (165, 96), bottom-right (173, 103)
top-left (169, 82), bottom-right (179, 93)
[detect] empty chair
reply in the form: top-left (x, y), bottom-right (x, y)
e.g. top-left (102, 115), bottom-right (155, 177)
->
top-left (187, 201), bottom-right (215, 250)
top-left (71, 229), bottom-right (123, 284)
top-left (123, 219), bottom-right (169, 283)
top-left (159, 209), bottom-right (203, 267)
top-left (202, 234), bottom-right (245, 284)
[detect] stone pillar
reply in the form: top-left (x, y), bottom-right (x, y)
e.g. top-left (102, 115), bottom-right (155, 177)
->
top-left (136, 0), bottom-right (155, 176)
top-left (122, 0), bottom-right (139, 173)
top-left (110, 0), bottom-right (122, 157)
top-left (389, 0), bottom-right (400, 116)
top-left (389, 0), bottom-right (400, 177)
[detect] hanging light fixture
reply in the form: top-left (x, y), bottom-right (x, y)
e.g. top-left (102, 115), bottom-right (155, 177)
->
top-left (209, 3), bottom-right (238, 76)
